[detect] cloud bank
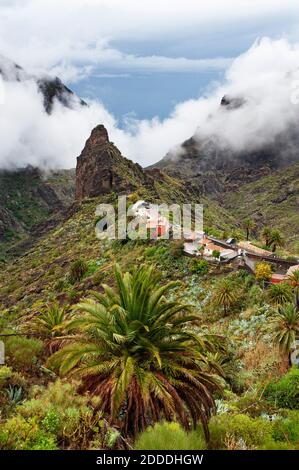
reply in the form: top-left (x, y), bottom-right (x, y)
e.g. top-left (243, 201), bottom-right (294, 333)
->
top-left (0, 38), bottom-right (299, 169)
top-left (1, 0), bottom-right (297, 81)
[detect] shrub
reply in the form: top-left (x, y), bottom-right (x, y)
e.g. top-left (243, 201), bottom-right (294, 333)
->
top-left (208, 414), bottom-right (273, 449)
top-left (272, 411), bottom-right (299, 443)
top-left (170, 240), bottom-right (185, 259)
top-left (69, 259), bottom-right (88, 283)
top-left (0, 368), bottom-right (27, 398)
top-left (0, 415), bottom-right (58, 450)
top-left (17, 380), bottom-right (101, 449)
top-left (134, 422), bottom-right (206, 450)
top-left (54, 278), bottom-right (68, 292)
top-left (190, 259), bottom-right (209, 275)
top-left (0, 366), bottom-right (13, 389)
top-left (258, 439), bottom-right (295, 450)
top-left (4, 336), bottom-right (43, 370)
top-left (255, 262), bottom-right (272, 284)
top-left (264, 367), bottom-right (299, 409)
top-left (212, 250), bottom-right (220, 259)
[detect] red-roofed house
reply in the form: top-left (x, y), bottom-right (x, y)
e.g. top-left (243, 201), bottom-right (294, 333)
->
top-left (271, 273), bottom-right (287, 284)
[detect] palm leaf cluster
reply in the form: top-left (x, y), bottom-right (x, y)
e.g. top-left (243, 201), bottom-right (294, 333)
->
top-left (269, 304), bottom-right (299, 359)
top-left (212, 279), bottom-right (238, 316)
top-left (50, 264), bottom-right (222, 440)
top-left (31, 303), bottom-right (71, 353)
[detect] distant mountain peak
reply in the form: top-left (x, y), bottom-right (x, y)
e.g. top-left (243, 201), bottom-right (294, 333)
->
top-left (0, 54), bottom-right (86, 114)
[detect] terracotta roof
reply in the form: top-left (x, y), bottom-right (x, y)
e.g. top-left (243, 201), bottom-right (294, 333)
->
top-left (271, 273), bottom-right (286, 281)
top-left (206, 243), bottom-right (224, 252)
top-left (238, 241), bottom-right (272, 256)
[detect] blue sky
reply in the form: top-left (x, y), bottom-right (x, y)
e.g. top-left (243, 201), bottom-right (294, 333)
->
top-left (1, 0), bottom-right (298, 123)
top-left (71, 5), bottom-right (298, 122)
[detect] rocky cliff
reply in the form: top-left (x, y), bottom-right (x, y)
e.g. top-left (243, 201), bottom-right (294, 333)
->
top-left (75, 125), bottom-right (147, 200)
top-left (151, 95), bottom-right (299, 195)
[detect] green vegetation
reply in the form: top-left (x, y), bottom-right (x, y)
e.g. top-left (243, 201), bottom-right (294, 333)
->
top-left (134, 422), bottom-right (206, 450)
top-left (223, 162), bottom-right (299, 255)
top-left (50, 264), bottom-right (222, 440)
top-left (268, 304), bottom-right (299, 364)
top-left (264, 367), bottom-right (299, 409)
top-left (0, 183), bottom-right (298, 450)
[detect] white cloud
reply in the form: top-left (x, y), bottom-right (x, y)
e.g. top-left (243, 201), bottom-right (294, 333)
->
top-left (0, 0), bottom-right (298, 81)
top-left (1, 38), bottom-right (299, 170)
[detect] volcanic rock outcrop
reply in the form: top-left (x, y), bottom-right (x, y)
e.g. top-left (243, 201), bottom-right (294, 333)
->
top-left (75, 125), bottom-right (146, 200)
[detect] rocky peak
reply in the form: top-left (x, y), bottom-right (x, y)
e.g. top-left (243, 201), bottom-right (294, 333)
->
top-left (0, 54), bottom-right (86, 114)
top-left (75, 125), bottom-right (146, 201)
top-left (81, 125), bottom-right (109, 153)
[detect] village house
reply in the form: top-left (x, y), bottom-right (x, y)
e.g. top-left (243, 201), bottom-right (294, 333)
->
top-left (238, 240), bottom-right (272, 256)
top-left (271, 273), bottom-right (287, 284)
top-left (270, 264), bottom-right (299, 284)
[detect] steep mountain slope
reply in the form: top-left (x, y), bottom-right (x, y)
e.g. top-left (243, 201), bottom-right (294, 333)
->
top-left (0, 167), bottom-right (75, 255)
top-left (222, 162), bottom-right (299, 254)
top-left (151, 95), bottom-right (299, 196)
top-left (0, 124), bottom-right (238, 316)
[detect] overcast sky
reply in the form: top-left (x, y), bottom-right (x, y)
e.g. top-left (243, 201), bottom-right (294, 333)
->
top-left (1, 0), bottom-right (298, 120)
top-left (0, 1), bottom-right (299, 169)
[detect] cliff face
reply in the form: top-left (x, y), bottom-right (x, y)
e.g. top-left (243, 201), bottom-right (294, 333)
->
top-left (0, 167), bottom-right (75, 248)
top-left (151, 95), bottom-right (299, 196)
top-left (75, 125), bottom-right (146, 200)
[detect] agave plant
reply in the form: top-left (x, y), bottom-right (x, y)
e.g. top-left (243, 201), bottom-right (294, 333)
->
top-left (50, 264), bottom-right (222, 441)
top-left (5, 385), bottom-right (23, 405)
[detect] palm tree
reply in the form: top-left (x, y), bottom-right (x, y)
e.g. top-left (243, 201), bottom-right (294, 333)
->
top-left (287, 269), bottom-right (299, 308)
top-left (212, 279), bottom-right (237, 316)
top-left (261, 227), bottom-right (272, 248)
top-left (288, 269), bottom-right (299, 288)
top-left (267, 283), bottom-right (292, 307)
top-left (243, 218), bottom-right (255, 241)
top-left (31, 303), bottom-right (71, 353)
top-left (49, 264), bottom-right (222, 441)
top-left (269, 230), bottom-right (284, 253)
top-left (269, 303), bottom-right (299, 365)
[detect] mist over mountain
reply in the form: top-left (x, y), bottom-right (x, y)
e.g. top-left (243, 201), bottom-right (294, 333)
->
top-left (152, 92), bottom-right (299, 194)
top-left (1, 38), bottom-right (299, 172)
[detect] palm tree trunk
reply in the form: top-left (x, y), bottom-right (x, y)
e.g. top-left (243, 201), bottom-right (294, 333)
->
top-left (288, 351), bottom-right (292, 368)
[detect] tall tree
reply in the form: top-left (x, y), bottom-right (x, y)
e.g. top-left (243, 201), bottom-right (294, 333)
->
top-left (261, 227), bottom-right (272, 248)
top-left (269, 230), bottom-right (284, 253)
top-left (243, 218), bottom-right (255, 241)
top-left (212, 279), bottom-right (238, 316)
top-left (50, 264), bottom-right (222, 441)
